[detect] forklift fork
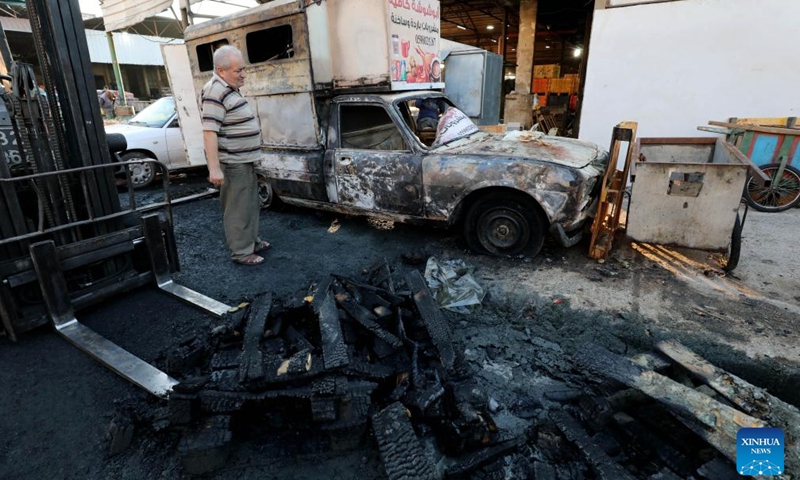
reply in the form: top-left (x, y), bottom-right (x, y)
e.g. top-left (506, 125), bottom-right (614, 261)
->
top-left (28, 214), bottom-right (232, 398)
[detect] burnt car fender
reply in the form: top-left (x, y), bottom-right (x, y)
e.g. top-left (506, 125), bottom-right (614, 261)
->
top-left (422, 155), bottom-right (582, 228)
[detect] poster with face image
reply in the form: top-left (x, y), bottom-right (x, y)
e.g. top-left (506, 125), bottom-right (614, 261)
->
top-left (387, 0), bottom-right (444, 90)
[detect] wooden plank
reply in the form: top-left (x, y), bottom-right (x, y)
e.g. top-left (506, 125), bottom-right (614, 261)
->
top-left (639, 137), bottom-right (716, 145)
top-left (589, 122), bottom-right (637, 260)
top-left (573, 344), bottom-right (766, 442)
top-left (372, 402), bottom-right (437, 480)
top-left (720, 140), bottom-right (772, 186)
top-left (697, 126), bottom-right (734, 135)
top-left (315, 289), bottom-right (350, 370)
top-left (335, 293), bottom-right (403, 350)
top-left (740, 131), bottom-right (755, 157)
top-left (729, 117), bottom-right (797, 128)
top-left (709, 121), bottom-right (800, 137)
top-left (656, 339), bottom-right (800, 473)
top-left (238, 292), bottom-right (272, 382)
top-left (405, 270), bottom-right (455, 370)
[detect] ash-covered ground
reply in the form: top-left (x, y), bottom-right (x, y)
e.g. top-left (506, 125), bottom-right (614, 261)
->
top-left (1, 173), bottom-right (798, 480)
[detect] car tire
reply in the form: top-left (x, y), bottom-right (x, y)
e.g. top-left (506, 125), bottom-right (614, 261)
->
top-left (257, 175), bottom-right (276, 209)
top-left (463, 194), bottom-right (546, 257)
top-left (120, 152), bottom-right (156, 189)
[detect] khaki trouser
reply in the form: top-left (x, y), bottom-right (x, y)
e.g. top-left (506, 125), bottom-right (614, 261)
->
top-left (219, 161), bottom-right (261, 260)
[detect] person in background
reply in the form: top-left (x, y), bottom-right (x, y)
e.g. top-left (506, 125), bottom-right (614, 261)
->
top-left (415, 97), bottom-right (448, 131)
top-left (201, 45), bottom-right (270, 266)
top-left (98, 88), bottom-right (117, 119)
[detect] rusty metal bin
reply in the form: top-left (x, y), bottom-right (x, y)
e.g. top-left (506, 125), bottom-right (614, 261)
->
top-left (627, 138), bottom-right (753, 269)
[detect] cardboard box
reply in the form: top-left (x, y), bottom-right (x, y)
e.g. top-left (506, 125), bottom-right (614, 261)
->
top-left (532, 78), bottom-right (550, 93)
top-left (533, 64), bottom-right (561, 78)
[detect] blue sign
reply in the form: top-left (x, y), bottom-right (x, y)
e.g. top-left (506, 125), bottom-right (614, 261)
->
top-left (737, 428), bottom-right (784, 476)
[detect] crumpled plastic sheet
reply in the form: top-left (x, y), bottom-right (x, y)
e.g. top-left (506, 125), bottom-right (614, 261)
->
top-left (423, 257), bottom-right (486, 314)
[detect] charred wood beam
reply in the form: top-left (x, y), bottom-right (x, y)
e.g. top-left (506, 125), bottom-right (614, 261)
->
top-left (311, 275), bottom-right (334, 312)
top-left (656, 340), bottom-right (800, 472)
top-left (333, 275), bottom-right (404, 306)
top-left (444, 439), bottom-right (522, 479)
top-left (405, 270), bottom-right (455, 371)
top-left (238, 292), bottom-right (272, 382)
top-left (372, 402), bottom-right (438, 480)
top-left (314, 289), bottom-right (349, 370)
top-left (343, 358), bottom-right (398, 382)
top-left (369, 258), bottom-right (395, 293)
top-left (573, 344), bottom-right (766, 442)
top-left (407, 384), bottom-right (446, 416)
top-left (335, 293), bottom-right (403, 350)
top-left (278, 349), bottom-right (312, 376)
top-left (312, 376), bottom-right (348, 397)
top-left (549, 410), bottom-right (637, 480)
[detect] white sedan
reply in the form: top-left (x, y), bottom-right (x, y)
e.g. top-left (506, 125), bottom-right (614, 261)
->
top-left (105, 97), bottom-right (274, 206)
top-left (106, 97), bottom-right (186, 188)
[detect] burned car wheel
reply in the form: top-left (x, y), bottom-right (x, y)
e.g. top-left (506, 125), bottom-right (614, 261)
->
top-left (464, 195), bottom-right (545, 257)
top-left (257, 176), bottom-right (274, 209)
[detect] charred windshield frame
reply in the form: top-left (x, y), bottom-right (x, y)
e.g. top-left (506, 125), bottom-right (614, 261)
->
top-left (395, 95), bottom-right (479, 149)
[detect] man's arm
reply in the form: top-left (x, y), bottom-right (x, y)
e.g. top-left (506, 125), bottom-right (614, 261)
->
top-left (204, 130), bottom-right (224, 187)
top-left (200, 87), bottom-right (226, 187)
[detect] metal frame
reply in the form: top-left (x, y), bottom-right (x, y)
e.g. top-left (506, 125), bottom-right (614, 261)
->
top-left (0, 0), bottom-right (231, 399)
top-left (142, 214), bottom-right (230, 318)
top-left (0, 159), bottom-right (175, 247)
top-left (29, 240), bottom-right (178, 398)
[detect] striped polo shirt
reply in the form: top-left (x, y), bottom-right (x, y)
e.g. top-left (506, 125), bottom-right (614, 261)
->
top-left (200, 74), bottom-right (262, 164)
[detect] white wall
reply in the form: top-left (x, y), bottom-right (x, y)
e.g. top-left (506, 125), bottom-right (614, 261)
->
top-left (579, 0), bottom-right (800, 151)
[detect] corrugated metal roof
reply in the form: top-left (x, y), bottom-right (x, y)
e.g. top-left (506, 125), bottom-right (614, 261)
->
top-left (86, 29), bottom-right (181, 65)
top-left (100, 0), bottom-right (172, 32)
top-left (0, 17), bottom-right (179, 66)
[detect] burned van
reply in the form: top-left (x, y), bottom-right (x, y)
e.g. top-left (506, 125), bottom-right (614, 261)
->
top-left (183, 0), bottom-right (608, 256)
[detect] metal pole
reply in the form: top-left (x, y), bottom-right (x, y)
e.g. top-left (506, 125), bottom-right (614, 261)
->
top-left (183, 0), bottom-right (194, 27)
top-left (106, 32), bottom-right (127, 106)
top-left (499, 8), bottom-right (508, 119)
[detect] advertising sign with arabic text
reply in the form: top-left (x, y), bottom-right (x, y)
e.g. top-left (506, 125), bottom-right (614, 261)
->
top-left (387, 0), bottom-right (444, 90)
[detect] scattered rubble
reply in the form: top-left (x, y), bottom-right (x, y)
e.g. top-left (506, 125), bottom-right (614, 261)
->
top-left (109, 262), bottom-right (798, 479)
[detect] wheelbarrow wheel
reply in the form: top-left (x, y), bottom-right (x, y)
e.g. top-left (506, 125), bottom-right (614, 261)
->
top-left (723, 213), bottom-right (742, 272)
top-left (744, 163), bottom-right (800, 212)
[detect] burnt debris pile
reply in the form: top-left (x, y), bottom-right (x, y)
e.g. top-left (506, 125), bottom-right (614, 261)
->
top-left (161, 265), bottom-right (502, 476)
top-left (113, 262), bottom-right (799, 479)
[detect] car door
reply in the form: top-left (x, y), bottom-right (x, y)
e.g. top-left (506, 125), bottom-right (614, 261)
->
top-left (165, 115), bottom-right (188, 168)
top-left (333, 103), bottom-right (423, 216)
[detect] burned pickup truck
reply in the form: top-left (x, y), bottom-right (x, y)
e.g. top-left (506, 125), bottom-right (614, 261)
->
top-left (183, 0), bottom-right (607, 256)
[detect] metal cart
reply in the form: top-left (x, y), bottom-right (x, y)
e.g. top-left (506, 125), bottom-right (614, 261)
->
top-left (700, 118), bottom-right (800, 212)
top-left (626, 137), bottom-right (769, 272)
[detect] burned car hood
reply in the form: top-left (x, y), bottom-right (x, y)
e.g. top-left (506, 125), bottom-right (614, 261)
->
top-left (436, 132), bottom-right (606, 170)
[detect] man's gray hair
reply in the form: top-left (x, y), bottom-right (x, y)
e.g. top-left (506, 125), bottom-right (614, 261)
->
top-left (214, 45), bottom-right (243, 70)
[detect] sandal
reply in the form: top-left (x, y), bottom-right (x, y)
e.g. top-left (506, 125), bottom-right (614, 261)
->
top-left (255, 241), bottom-right (271, 253)
top-left (233, 254), bottom-right (264, 266)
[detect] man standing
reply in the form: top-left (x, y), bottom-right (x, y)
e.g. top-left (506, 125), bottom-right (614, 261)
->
top-left (201, 45), bottom-right (269, 266)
